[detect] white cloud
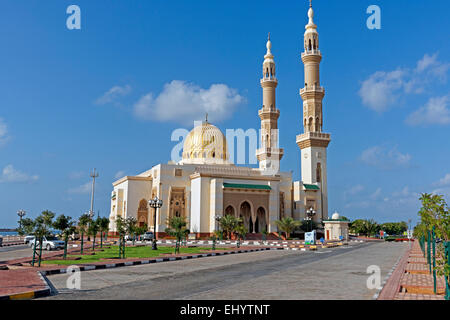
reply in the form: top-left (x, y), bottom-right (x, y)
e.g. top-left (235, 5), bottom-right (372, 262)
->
top-left (344, 184), bottom-right (364, 200)
top-left (133, 80), bottom-right (244, 125)
top-left (415, 53), bottom-right (450, 79)
top-left (0, 165), bottom-right (39, 183)
top-left (95, 85), bottom-right (132, 105)
top-left (360, 145), bottom-right (411, 170)
top-left (434, 173), bottom-right (450, 187)
top-left (114, 171), bottom-right (125, 179)
top-left (68, 182), bottom-right (91, 194)
top-left (370, 187), bottom-right (382, 200)
top-left (359, 69), bottom-right (405, 112)
top-left (68, 171), bottom-right (85, 180)
top-left (406, 96), bottom-right (450, 126)
top-left (359, 53), bottom-right (449, 112)
top-left (0, 118), bottom-right (9, 146)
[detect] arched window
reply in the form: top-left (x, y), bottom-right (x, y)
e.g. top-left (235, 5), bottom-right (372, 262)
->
top-left (308, 39), bottom-right (312, 50)
top-left (308, 118), bottom-right (313, 132)
top-left (315, 117), bottom-right (320, 132)
top-left (316, 163), bottom-right (322, 183)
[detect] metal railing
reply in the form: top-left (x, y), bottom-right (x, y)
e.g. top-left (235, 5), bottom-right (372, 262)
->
top-left (445, 241), bottom-right (450, 300)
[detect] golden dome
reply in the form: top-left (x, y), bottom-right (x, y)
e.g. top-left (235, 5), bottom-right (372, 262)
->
top-left (181, 121), bottom-right (229, 165)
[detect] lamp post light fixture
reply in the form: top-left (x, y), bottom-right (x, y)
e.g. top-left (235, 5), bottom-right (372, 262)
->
top-left (148, 196), bottom-right (163, 250)
top-left (306, 207), bottom-right (316, 232)
top-left (17, 210), bottom-right (26, 233)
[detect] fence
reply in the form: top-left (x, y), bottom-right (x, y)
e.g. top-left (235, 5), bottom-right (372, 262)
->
top-left (421, 230), bottom-right (450, 300)
top-left (445, 241), bottom-right (449, 301)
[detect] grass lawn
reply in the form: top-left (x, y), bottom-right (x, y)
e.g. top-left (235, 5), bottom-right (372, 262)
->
top-left (42, 245), bottom-right (226, 265)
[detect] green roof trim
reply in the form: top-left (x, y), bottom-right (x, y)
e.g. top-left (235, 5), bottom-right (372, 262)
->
top-left (303, 184), bottom-right (320, 191)
top-left (223, 183), bottom-right (271, 190)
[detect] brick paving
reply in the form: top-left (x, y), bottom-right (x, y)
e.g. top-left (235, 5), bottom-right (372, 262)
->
top-left (0, 269), bottom-right (48, 298)
top-left (405, 263), bottom-right (431, 275)
top-left (379, 240), bottom-right (448, 300)
top-left (399, 273), bottom-right (446, 295)
top-left (394, 292), bottom-right (445, 300)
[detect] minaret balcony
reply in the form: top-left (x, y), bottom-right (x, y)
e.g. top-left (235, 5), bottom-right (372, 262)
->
top-left (296, 132), bottom-right (331, 149)
top-left (260, 77), bottom-right (278, 85)
top-left (302, 49), bottom-right (321, 57)
top-left (299, 85), bottom-right (324, 95)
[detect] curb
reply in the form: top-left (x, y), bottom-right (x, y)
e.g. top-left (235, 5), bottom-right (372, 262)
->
top-left (0, 242), bottom-right (24, 247)
top-left (375, 244), bottom-right (411, 300)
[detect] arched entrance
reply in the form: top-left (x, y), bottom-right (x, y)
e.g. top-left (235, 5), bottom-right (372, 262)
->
top-left (137, 199), bottom-right (148, 228)
top-left (255, 207), bottom-right (267, 233)
top-left (224, 205), bottom-right (235, 217)
top-left (239, 201), bottom-right (252, 233)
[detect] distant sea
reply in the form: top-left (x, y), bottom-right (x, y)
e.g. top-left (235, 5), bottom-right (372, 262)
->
top-left (0, 231), bottom-right (18, 236)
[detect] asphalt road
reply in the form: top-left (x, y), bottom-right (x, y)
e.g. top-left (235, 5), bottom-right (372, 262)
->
top-left (41, 241), bottom-right (408, 300)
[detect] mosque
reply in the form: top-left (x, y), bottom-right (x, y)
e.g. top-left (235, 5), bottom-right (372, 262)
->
top-left (109, 4), bottom-right (342, 239)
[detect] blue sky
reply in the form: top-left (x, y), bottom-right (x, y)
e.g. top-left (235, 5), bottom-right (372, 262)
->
top-left (0, 0), bottom-right (449, 228)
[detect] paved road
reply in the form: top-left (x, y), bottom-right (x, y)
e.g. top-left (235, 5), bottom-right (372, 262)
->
top-left (0, 245), bottom-right (33, 263)
top-left (41, 241), bottom-right (407, 300)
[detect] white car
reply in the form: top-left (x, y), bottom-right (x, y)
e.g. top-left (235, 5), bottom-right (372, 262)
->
top-left (30, 236), bottom-right (65, 251)
top-left (24, 235), bottom-right (35, 244)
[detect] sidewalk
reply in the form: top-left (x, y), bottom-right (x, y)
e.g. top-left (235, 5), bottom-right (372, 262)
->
top-left (378, 240), bottom-right (446, 300)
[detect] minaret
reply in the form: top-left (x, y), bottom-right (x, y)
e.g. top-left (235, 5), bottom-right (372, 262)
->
top-left (296, 3), bottom-right (331, 220)
top-left (256, 34), bottom-right (284, 172)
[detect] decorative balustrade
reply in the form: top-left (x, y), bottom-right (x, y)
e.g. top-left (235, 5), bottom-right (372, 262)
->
top-left (302, 49), bottom-right (321, 57)
top-left (299, 85), bottom-right (325, 95)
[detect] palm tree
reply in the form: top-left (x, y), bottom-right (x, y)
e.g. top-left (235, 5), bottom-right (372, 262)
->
top-left (31, 211), bottom-right (55, 266)
top-left (98, 217), bottom-right (110, 248)
top-left (165, 216), bottom-right (189, 254)
top-left (364, 219), bottom-right (379, 237)
top-left (53, 214), bottom-right (75, 259)
top-left (219, 215), bottom-right (242, 240)
top-left (78, 214), bottom-right (91, 254)
top-left (275, 217), bottom-right (301, 240)
top-left (114, 216), bottom-right (127, 258)
top-left (125, 217), bottom-right (138, 245)
top-left (88, 219), bottom-right (100, 252)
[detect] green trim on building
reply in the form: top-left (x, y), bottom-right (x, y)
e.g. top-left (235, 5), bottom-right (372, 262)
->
top-left (303, 184), bottom-right (320, 191)
top-left (223, 183), bottom-right (271, 190)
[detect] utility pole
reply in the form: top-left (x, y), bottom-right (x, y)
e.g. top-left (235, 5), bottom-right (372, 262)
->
top-left (87, 168), bottom-right (99, 241)
top-left (89, 168), bottom-right (99, 219)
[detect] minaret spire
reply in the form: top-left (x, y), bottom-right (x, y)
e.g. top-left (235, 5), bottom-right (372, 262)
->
top-left (256, 34), bottom-right (284, 173)
top-left (296, 3), bottom-right (331, 220)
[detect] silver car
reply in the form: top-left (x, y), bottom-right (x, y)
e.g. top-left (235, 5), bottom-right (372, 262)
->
top-left (30, 236), bottom-right (65, 251)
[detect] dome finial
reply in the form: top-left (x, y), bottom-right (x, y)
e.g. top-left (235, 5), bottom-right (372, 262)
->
top-left (309, 0), bottom-right (312, 8)
top-left (205, 112), bottom-right (208, 123)
top-left (266, 33), bottom-right (272, 56)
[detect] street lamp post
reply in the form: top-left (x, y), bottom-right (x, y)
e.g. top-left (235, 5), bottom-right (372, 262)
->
top-left (148, 196), bottom-right (163, 250)
top-left (306, 207), bottom-right (316, 232)
top-left (17, 210), bottom-right (26, 233)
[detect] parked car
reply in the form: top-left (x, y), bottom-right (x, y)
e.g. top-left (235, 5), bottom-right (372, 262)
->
top-left (70, 233), bottom-right (80, 241)
top-left (142, 232), bottom-right (154, 241)
top-left (30, 236), bottom-right (65, 251)
top-left (24, 235), bottom-right (35, 244)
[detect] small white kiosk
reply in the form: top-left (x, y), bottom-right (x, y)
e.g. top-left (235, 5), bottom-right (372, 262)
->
top-left (323, 212), bottom-right (349, 241)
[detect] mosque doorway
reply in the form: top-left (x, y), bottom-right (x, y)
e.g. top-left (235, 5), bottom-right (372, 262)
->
top-left (137, 199), bottom-right (148, 228)
top-left (255, 207), bottom-right (267, 233)
top-left (239, 201), bottom-right (252, 233)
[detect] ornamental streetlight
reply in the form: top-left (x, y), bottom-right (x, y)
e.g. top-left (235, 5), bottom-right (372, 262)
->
top-left (306, 207), bottom-right (316, 232)
top-left (17, 210), bottom-right (26, 234)
top-left (148, 196), bottom-right (163, 250)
